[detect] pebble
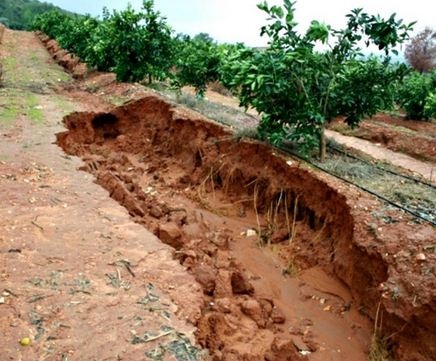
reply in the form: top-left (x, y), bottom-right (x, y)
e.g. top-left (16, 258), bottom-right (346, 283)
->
top-left (246, 229), bottom-right (257, 237)
top-left (416, 253), bottom-right (426, 262)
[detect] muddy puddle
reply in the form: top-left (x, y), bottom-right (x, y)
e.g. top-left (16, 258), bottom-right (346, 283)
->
top-left (56, 95), bottom-right (435, 361)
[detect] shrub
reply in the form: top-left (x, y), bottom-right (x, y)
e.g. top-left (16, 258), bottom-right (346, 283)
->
top-left (396, 71), bottom-right (436, 120)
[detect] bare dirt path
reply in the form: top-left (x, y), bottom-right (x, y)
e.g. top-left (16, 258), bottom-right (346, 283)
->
top-left (325, 129), bottom-right (435, 182)
top-left (188, 87), bottom-right (436, 182)
top-left (0, 29), bottom-right (203, 360)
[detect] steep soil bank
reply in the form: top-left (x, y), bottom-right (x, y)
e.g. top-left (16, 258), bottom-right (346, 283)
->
top-left (36, 31), bottom-right (89, 79)
top-left (57, 95), bottom-right (436, 361)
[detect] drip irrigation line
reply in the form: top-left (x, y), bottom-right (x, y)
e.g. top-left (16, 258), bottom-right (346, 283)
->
top-left (275, 144), bottom-right (436, 227)
top-left (328, 144), bottom-right (436, 189)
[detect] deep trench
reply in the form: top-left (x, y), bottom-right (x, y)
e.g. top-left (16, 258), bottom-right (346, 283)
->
top-left (56, 95), bottom-right (423, 361)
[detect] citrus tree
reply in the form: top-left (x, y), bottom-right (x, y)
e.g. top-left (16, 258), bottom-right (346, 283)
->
top-left (32, 1), bottom-right (174, 83)
top-left (172, 35), bottom-right (222, 96)
top-left (227, 0), bottom-right (414, 159)
top-left (85, 1), bottom-right (173, 82)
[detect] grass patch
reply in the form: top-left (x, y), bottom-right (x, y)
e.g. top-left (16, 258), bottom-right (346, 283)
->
top-left (0, 104), bottom-right (19, 122)
top-left (368, 303), bottom-right (392, 361)
top-left (146, 84), bottom-right (257, 130)
top-left (53, 96), bottom-right (75, 115)
top-left (103, 95), bottom-right (128, 106)
top-left (0, 88), bottom-right (20, 123)
top-left (368, 333), bottom-right (391, 361)
top-left (2, 56), bottom-right (17, 71)
top-left (25, 93), bottom-right (43, 123)
top-left (316, 151), bottom-right (436, 223)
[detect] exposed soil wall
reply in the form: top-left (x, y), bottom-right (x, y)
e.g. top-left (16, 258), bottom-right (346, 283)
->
top-left (57, 94), bottom-right (435, 359)
top-left (35, 31), bottom-right (88, 79)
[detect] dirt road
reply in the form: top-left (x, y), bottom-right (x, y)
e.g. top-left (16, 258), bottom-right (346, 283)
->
top-left (0, 29), bottom-right (203, 360)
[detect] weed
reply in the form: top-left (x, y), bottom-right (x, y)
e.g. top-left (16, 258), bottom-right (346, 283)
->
top-left (147, 85), bottom-right (257, 130)
top-left (369, 302), bottom-right (392, 361)
top-left (282, 260), bottom-right (299, 277)
top-left (369, 334), bottom-right (391, 361)
top-left (233, 127), bottom-right (259, 141)
top-left (208, 80), bottom-right (233, 97)
top-left (0, 104), bottom-right (19, 122)
top-left (27, 107), bottom-right (43, 123)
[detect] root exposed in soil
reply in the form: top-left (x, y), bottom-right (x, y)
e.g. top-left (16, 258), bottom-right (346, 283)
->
top-left (57, 95), bottom-right (435, 360)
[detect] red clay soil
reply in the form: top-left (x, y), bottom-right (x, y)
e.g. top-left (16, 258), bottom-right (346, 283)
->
top-left (329, 115), bottom-right (436, 164)
top-left (57, 94), bottom-right (435, 361)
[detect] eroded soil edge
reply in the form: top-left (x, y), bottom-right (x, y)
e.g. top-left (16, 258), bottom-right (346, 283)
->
top-left (57, 95), bottom-right (435, 360)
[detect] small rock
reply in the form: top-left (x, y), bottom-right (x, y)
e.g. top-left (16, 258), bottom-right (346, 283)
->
top-left (265, 336), bottom-right (304, 361)
top-left (158, 222), bottom-right (183, 249)
top-left (0, 296), bottom-right (5, 304)
top-left (192, 264), bottom-right (216, 295)
top-left (149, 205), bottom-right (163, 219)
top-left (246, 229), bottom-right (257, 238)
top-left (416, 253), bottom-right (426, 262)
top-left (215, 298), bottom-right (233, 313)
top-left (209, 232), bottom-right (229, 248)
top-left (168, 210), bottom-right (187, 226)
top-left (271, 306), bottom-right (286, 324)
top-left (214, 270), bottom-right (233, 297)
top-left (241, 299), bottom-right (262, 318)
top-left (291, 336), bottom-right (310, 352)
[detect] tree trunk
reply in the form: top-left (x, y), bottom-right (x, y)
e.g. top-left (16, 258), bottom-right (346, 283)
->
top-left (148, 74), bottom-right (152, 84)
top-left (319, 125), bottom-right (326, 162)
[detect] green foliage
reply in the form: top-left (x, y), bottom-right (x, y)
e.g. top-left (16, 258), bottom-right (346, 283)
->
top-left (331, 59), bottom-right (409, 125)
top-left (424, 92), bottom-right (436, 119)
top-left (172, 36), bottom-right (222, 96)
top-left (32, 1), bottom-right (174, 83)
top-left (87, 2), bottom-right (174, 82)
top-left (219, 44), bottom-right (256, 94)
top-left (226, 0), bottom-right (414, 157)
top-left (0, 0), bottom-right (72, 30)
top-left (58, 16), bottom-right (99, 61)
top-left (397, 71), bottom-right (436, 120)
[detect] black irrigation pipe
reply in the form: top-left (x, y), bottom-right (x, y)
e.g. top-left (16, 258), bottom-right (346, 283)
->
top-left (328, 144), bottom-right (436, 189)
top-left (275, 144), bottom-right (436, 227)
